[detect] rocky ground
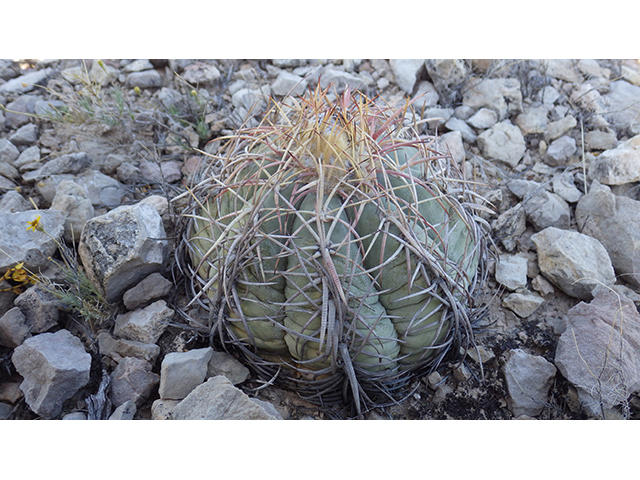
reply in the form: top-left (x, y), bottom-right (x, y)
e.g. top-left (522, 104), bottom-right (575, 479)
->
top-left (1, 58), bottom-right (640, 420)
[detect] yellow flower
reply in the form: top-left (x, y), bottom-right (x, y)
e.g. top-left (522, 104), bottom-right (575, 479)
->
top-left (26, 215), bottom-right (42, 232)
top-left (134, 86), bottom-right (141, 95)
top-left (11, 264), bottom-right (28, 283)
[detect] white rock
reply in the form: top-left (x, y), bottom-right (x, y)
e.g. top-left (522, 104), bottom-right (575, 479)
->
top-left (575, 181), bottom-right (640, 287)
top-left (477, 121), bottom-right (526, 167)
top-left (389, 59), bottom-right (424, 94)
top-left (555, 290), bottom-right (640, 417)
top-left (502, 292), bottom-right (545, 318)
top-left (495, 254), bottom-right (528, 291)
top-left (0, 68), bottom-right (52, 94)
top-left (503, 349), bottom-right (557, 417)
top-left (78, 202), bottom-right (168, 302)
top-left (552, 171), bottom-right (583, 203)
top-left (11, 330), bottom-right (91, 418)
top-left (171, 376), bottom-right (282, 420)
top-left (515, 106), bottom-right (548, 135)
top-left (589, 134), bottom-right (640, 185)
top-left (467, 107), bottom-right (498, 130)
top-left (438, 131), bottom-right (465, 164)
top-left (531, 227), bottom-right (616, 300)
top-left (50, 180), bottom-right (95, 243)
top-left (113, 300), bottom-right (173, 344)
top-left (411, 80), bottom-right (439, 109)
top-left (271, 71), bottom-right (308, 96)
top-left (462, 77), bottom-right (523, 120)
top-left (159, 347), bottom-right (214, 400)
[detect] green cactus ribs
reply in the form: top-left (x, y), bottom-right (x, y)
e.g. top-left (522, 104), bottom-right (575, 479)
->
top-left (176, 84), bottom-right (488, 415)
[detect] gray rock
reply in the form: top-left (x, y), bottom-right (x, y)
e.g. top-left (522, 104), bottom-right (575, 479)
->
top-left (122, 272), bottom-right (173, 311)
top-left (14, 145), bottom-right (40, 169)
top-left (421, 107), bottom-right (454, 129)
top-left (207, 350), bottom-right (250, 385)
top-left (491, 203), bottom-right (526, 252)
top-left (389, 59), bottom-right (424, 94)
top-left (0, 139), bottom-right (19, 164)
top-left (585, 130), bottom-right (618, 151)
top-left (531, 227), bottom-right (616, 300)
top-left (552, 171), bottom-right (583, 203)
top-left (109, 356), bottom-right (159, 407)
top-left (9, 123), bottom-right (38, 146)
top-left (555, 290), bottom-right (640, 417)
top-left (151, 398), bottom-right (179, 420)
top-left (544, 115), bottom-right (577, 143)
top-left (0, 190), bottom-right (30, 213)
top-left (503, 349), bottom-right (557, 417)
top-left (467, 107), bottom-right (498, 130)
top-left (62, 412), bottom-right (87, 420)
top-left (97, 331), bottom-right (160, 364)
top-left (576, 181), bottom-right (640, 287)
top-left (495, 254), bottom-right (529, 291)
top-left (476, 121), bottom-right (526, 167)
top-left (523, 190), bottom-right (571, 230)
top-left (0, 68), bottom-right (52, 94)
top-left (0, 306), bottom-right (31, 348)
top-left (0, 160), bottom-right (19, 180)
top-left (444, 117), bottom-right (476, 143)
top-left (544, 136), bottom-right (577, 166)
top-left (3, 95), bottom-right (39, 130)
top-left (113, 300), bottom-right (173, 344)
top-left (514, 106), bottom-right (548, 135)
top-left (507, 179), bottom-right (541, 199)
top-left (171, 376), bottom-right (281, 420)
top-left (78, 202), bottom-right (168, 302)
top-left (123, 59), bottom-right (154, 73)
top-left (34, 170), bottom-right (127, 207)
top-left (319, 68), bottom-right (367, 92)
top-left (14, 285), bottom-right (61, 334)
top-left (125, 70), bottom-right (162, 89)
top-left (50, 180), bottom-right (95, 243)
top-left (231, 87), bottom-right (269, 112)
top-left (159, 347), bottom-right (214, 400)
top-left (534, 59), bottom-right (583, 83)
top-left (108, 400), bottom-right (137, 420)
top-left (411, 81), bottom-right (439, 110)
top-left (0, 209), bottom-right (64, 272)
top-left (502, 292), bottom-right (545, 318)
top-left (601, 80), bottom-right (640, 133)
top-left (182, 62), bottom-right (221, 86)
top-left (424, 59), bottom-right (467, 103)
top-left (34, 99), bottom-right (65, 117)
top-left (138, 159), bottom-right (182, 184)
top-left (0, 402), bottom-right (13, 419)
top-left (588, 134), bottom-right (640, 185)
top-left (438, 131), bottom-right (465, 164)
top-left (270, 71), bottom-right (308, 96)
top-left (35, 152), bottom-right (91, 178)
top-left (11, 329), bottom-right (91, 418)
top-left (462, 77), bottom-right (523, 120)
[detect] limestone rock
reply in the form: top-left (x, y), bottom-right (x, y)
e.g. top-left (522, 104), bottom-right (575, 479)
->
top-left (575, 181), bottom-right (640, 286)
top-left (495, 254), bottom-right (529, 291)
top-left (14, 284), bottom-right (61, 334)
top-left (502, 292), bottom-right (545, 318)
top-left (113, 300), bottom-right (173, 344)
top-left (11, 330), bottom-right (91, 418)
top-left (491, 203), bottom-right (526, 252)
top-left (476, 121), bottom-right (526, 167)
top-left (108, 399), bottom-right (137, 420)
top-left (515, 106), bottom-right (548, 135)
top-left (555, 290), bottom-right (640, 417)
top-left (49, 180), bottom-right (95, 243)
top-left (0, 306), bottom-right (30, 348)
top-left (159, 347), bottom-right (213, 400)
top-left (207, 350), bottom-right (250, 385)
top-left (531, 227), bottom-right (616, 300)
top-left (109, 356), bottom-right (159, 407)
top-left (97, 331), bottom-right (160, 364)
top-left (601, 80), bottom-right (640, 133)
top-left (0, 68), bottom-right (52, 94)
top-left (588, 134), bottom-right (640, 185)
top-left (544, 135), bottom-right (577, 167)
top-left (523, 190), bottom-right (571, 230)
top-left (0, 209), bottom-right (64, 272)
top-left (503, 349), bottom-right (557, 417)
top-left (171, 376), bottom-right (281, 420)
top-left (389, 59), bottom-right (424, 94)
top-left (424, 59), bottom-right (467, 103)
top-left (125, 70), bottom-right (162, 89)
top-left (462, 77), bottom-right (523, 120)
top-left (122, 272), bottom-right (173, 311)
top-left (78, 202), bottom-right (168, 302)
top-left (271, 71), bottom-right (308, 97)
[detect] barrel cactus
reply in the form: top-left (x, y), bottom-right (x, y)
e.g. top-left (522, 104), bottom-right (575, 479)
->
top-left (177, 85), bottom-right (487, 414)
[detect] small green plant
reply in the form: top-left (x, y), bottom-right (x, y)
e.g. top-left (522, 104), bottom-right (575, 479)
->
top-left (25, 214), bottom-right (112, 333)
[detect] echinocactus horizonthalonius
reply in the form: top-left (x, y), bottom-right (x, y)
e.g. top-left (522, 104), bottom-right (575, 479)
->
top-left (176, 85), bottom-right (488, 415)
